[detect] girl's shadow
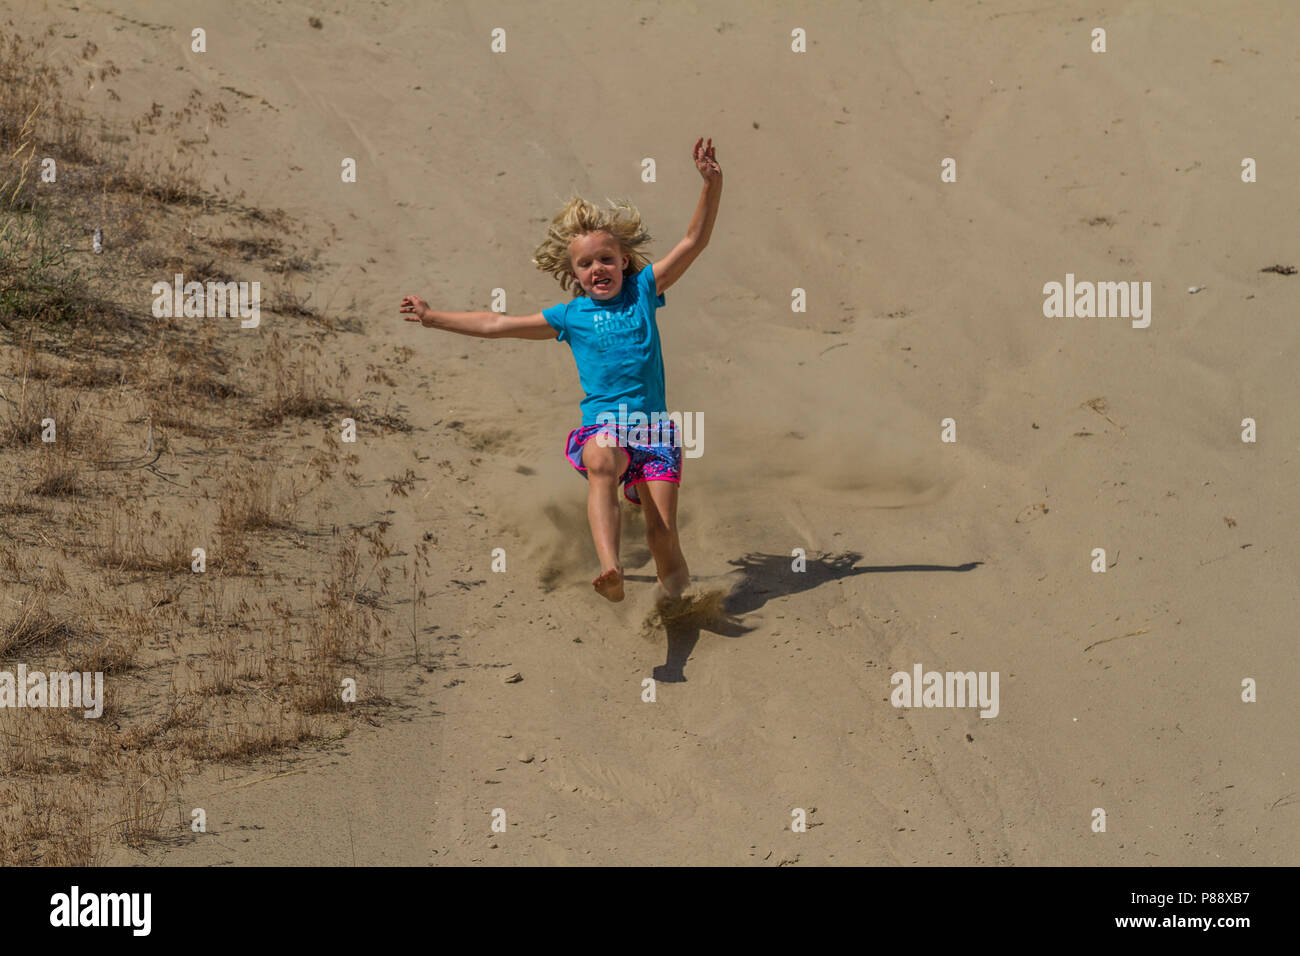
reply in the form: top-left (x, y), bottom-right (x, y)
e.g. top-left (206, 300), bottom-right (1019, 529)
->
top-left (644, 551), bottom-right (982, 683)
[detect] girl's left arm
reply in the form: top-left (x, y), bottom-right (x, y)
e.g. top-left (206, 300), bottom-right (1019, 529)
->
top-left (654, 138), bottom-right (722, 295)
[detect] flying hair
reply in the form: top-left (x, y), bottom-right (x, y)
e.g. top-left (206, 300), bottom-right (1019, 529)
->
top-left (532, 196), bottom-right (653, 298)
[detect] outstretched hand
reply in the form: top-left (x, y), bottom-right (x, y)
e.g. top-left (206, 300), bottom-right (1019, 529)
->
top-left (693, 137), bottom-right (721, 183)
top-left (399, 294), bottom-right (430, 323)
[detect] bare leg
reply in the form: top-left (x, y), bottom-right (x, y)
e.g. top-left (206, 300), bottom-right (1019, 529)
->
top-left (638, 479), bottom-right (690, 600)
top-left (582, 438), bottom-right (629, 602)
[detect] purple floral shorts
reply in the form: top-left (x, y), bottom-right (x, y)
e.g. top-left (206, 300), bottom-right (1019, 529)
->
top-left (563, 420), bottom-right (682, 505)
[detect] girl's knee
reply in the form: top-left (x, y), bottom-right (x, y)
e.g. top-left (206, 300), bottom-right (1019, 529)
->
top-left (582, 442), bottom-right (627, 479)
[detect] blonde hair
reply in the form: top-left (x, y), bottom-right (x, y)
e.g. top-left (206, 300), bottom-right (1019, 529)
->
top-left (532, 196), bottom-right (652, 297)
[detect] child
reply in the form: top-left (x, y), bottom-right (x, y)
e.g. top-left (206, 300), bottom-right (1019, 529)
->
top-left (401, 137), bottom-right (722, 603)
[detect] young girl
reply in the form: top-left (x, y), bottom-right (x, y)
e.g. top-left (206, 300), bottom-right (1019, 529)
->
top-left (400, 137), bottom-right (722, 603)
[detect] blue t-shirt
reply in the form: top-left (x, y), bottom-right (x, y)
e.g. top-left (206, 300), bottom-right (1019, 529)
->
top-left (543, 264), bottom-right (667, 426)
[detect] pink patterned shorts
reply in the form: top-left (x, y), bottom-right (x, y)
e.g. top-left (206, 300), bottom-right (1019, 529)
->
top-left (563, 420), bottom-right (682, 505)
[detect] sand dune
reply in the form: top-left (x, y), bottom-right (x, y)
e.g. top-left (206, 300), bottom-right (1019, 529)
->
top-left (5, 0), bottom-right (1296, 865)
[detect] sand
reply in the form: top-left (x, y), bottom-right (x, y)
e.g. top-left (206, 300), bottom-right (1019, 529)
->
top-left (8, 0), bottom-right (1297, 865)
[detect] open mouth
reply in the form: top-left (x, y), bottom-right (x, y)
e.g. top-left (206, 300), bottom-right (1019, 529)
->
top-left (593, 278), bottom-right (612, 291)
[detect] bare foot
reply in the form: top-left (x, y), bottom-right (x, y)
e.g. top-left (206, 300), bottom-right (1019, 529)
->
top-left (657, 566), bottom-right (691, 601)
top-left (593, 566), bottom-right (625, 602)
top-left (651, 584), bottom-right (691, 623)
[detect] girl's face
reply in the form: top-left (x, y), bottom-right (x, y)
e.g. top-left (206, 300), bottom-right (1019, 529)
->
top-left (568, 232), bottom-right (629, 300)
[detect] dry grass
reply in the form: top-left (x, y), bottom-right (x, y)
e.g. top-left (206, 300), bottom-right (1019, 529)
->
top-left (0, 591), bottom-right (80, 658)
top-left (0, 24), bottom-right (404, 866)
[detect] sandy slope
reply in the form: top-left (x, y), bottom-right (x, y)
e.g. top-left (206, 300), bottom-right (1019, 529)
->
top-left (14, 0), bottom-right (1298, 864)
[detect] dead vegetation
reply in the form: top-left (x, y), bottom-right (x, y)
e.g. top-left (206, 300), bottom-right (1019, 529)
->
top-left (0, 24), bottom-right (419, 865)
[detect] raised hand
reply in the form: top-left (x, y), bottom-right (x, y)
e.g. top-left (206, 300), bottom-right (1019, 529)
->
top-left (693, 137), bottom-right (721, 183)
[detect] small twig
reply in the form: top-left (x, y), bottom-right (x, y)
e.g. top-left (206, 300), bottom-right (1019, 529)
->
top-left (212, 768), bottom-right (308, 795)
top-left (1080, 397), bottom-right (1125, 431)
top-left (145, 464), bottom-right (186, 486)
top-left (65, 447), bottom-right (163, 471)
top-left (1083, 627), bottom-right (1150, 653)
top-left (347, 811), bottom-right (357, 866)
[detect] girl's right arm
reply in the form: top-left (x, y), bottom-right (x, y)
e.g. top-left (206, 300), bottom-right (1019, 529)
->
top-left (399, 296), bottom-right (558, 339)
